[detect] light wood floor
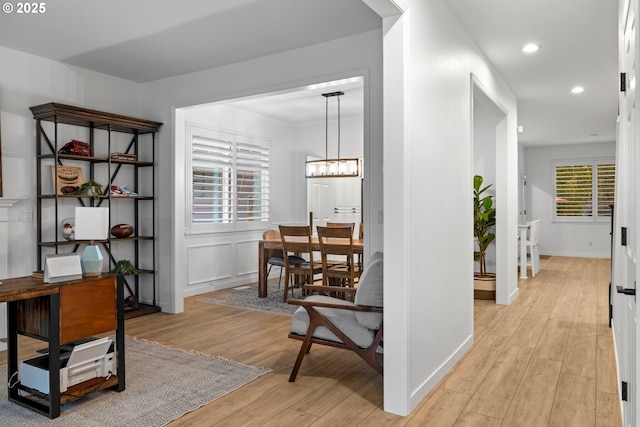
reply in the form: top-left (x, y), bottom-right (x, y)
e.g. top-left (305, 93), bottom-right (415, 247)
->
top-left (1, 257), bottom-right (622, 426)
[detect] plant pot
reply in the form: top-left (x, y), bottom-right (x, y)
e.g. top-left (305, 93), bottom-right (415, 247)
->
top-left (474, 273), bottom-right (496, 300)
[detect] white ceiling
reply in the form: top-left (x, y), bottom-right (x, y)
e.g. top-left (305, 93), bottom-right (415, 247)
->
top-left (0, 0), bottom-right (618, 146)
top-left (446, 0), bottom-right (618, 146)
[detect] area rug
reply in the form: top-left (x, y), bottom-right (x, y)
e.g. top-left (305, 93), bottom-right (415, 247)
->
top-left (0, 337), bottom-right (271, 426)
top-left (197, 282), bottom-right (300, 316)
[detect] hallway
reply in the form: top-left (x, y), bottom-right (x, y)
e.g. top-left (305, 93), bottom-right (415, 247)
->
top-left (401, 256), bottom-right (621, 426)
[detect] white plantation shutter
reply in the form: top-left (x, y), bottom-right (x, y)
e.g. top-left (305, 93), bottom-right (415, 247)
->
top-left (190, 125), bottom-right (270, 228)
top-left (596, 162), bottom-right (615, 217)
top-left (192, 134), bottom-right (233, 224)
top-left (554, 159), bottom-right (615, 221)
top-left (235, 138), bottom-right (270, 222)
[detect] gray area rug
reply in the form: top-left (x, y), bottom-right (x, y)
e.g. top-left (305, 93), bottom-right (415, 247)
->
top-left (197, 282), bottom-right (301, 315)
top-left (0, 337), bottom-right (271, 426)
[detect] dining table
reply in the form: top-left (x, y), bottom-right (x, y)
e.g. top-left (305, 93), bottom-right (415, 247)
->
top-left (257, 236), bottom-right (364, 298)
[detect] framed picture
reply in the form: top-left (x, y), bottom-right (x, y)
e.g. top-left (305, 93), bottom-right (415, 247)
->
top-left (51, 165), bottom-right (84, 195)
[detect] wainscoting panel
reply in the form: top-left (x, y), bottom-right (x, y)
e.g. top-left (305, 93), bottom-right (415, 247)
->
top-left (187, 242), bottom-right (232, 286)
top-left (236, 238), bottom-right (259, 277)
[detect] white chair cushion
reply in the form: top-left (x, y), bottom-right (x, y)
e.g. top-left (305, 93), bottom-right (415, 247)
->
top-left (290, 295), bottom-right (375, 349)
top-left (353, 252), bottom-right (383, 329)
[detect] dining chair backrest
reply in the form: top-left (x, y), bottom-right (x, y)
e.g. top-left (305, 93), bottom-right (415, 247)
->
top-left (528, 220), bottom-right (541, 245)
top-left (317, 225), bottom-right (358, 288)
top-left (326, 222), bottom-right (355, 230)
top-left (279, 225), bottom-right (313, 255)
top-left (317, 225), bottom-right (354, 257)
top-left (326, 222), bottom-right (356, 239)
top-left (279, 225), bottom-right (319, 302)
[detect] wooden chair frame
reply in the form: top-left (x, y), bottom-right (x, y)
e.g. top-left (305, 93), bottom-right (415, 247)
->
top-left (263, 229), bottom-right (305, 290)
top-left (317, 226), bottom-right (362, 289)
top-left (287, 293), bottom-right (383, 382)
top-left (278, 225), bottom-right (322, 303)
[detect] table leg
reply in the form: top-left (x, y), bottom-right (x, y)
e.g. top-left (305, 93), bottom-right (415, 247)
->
top-left (115, 275), bottom-right (126, 391)
top-left (7, 301), bottom-right (18, 402)
top-left (48, 292), bottom-right (61, 418)
top-left (258, 240), bottom-right (267, 298)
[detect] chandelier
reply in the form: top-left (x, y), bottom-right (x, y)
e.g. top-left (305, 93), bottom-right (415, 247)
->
top-left (305, 91), bottom-right (361, 178)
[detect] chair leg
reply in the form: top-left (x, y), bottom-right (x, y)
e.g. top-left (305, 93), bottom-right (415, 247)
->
top-left (282, 270), bottom-right (290, 303)
top-left (289, 334), bottom-right (314, 382)
top-left (532, 245), bottom-right (540, 276)
top-left (277, 266), bottom-right (283, 288)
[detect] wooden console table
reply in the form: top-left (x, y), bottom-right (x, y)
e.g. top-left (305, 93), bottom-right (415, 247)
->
top-left (1, 274), bottom-right (125, 418)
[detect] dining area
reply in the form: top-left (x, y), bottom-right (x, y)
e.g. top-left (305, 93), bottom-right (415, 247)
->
top-left (257, 221), bottom-right (364, 300)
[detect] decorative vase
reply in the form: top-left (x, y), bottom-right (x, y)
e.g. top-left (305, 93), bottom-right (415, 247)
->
top-left (61, 217), bottom-right (75, 241)
top-left (474, 273), bottom-right (496, 300)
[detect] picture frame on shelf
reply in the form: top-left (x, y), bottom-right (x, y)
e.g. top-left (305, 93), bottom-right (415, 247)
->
top-left (51, 165), bottom-right (84, 195)
top-left (43, 253), bottom-right (83, 283)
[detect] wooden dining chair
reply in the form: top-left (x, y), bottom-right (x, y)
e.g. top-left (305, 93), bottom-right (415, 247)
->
top-left (263, 229), bottom-right (304, 289)
top-left (323, 222), bottom-right (355, 268)
top-left (278, 225), bottom-right (323, 303)
top-left (316, 225), bottom-right (363, 294)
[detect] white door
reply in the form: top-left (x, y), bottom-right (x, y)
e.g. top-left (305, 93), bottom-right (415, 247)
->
top-left (308, 177), bottom-right (362, 231)
top-left (331, 177), bottom-right (362, 225)
top-left (615, 1), bottom-right (638, 425)
top-left (308, 180), bottom-right (333, 230)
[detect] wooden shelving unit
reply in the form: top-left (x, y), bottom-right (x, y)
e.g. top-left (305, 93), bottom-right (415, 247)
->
top-left (30, 103), bottom-right (162, 317)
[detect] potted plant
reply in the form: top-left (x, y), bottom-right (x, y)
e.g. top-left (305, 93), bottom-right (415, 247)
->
top-left (72, 179), bottom-right (104, 203)
top-left (473, 175), bottom-right (496, 299)
top-left (112, 259), bottom-right (139, 275)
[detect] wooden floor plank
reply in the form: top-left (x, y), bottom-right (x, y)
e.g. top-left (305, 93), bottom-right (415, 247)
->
top-left (463, 344), bottom-right (533, 419)
top-left (441, 334), bottom-right (508, 395)
top-left (501, 357), bottom-right (562, 426)
top-left (548, 373), bottom-right (596, 427)
top-left (405, 388), bottom-right (471, 427)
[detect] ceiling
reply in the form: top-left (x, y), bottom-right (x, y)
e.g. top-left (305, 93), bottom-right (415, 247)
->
top-left (446, 0), bottom-right (618, 146)
top-left (0, 0), bottom-right (618, 146)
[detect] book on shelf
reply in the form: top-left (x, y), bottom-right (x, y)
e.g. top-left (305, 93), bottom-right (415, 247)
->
top-left (110, 153), bottom-right (137, 161)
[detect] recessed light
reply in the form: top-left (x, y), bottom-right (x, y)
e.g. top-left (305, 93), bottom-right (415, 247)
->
top-left (571, 86), bottom-right (585, 94)
top-left (522, 43), bottom-right (540, 53)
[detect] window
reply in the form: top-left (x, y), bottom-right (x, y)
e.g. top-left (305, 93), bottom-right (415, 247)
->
top-left (553, 159), bottom-right (615, 221)
top-left (190, 125), bottom-right (269, 229)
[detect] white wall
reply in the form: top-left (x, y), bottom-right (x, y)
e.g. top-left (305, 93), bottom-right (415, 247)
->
top-left (381, 0), bottom-right (519, 415)
top-left (524, 142), bottom-right (615, 258)
top-left (140, 29), bottom-right (383, 313)
top-left (0, 45), bottom-right (143, 279)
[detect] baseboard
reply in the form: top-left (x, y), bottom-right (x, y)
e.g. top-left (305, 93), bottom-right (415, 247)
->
top-left (541, 251), bottom-right (611, 259)
top-left (409, 333), bottom-right (474, 410)
top-left (508, 287), bottom-right (520, 304)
